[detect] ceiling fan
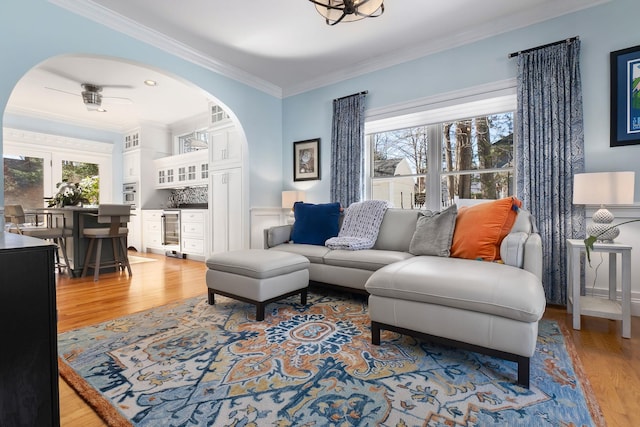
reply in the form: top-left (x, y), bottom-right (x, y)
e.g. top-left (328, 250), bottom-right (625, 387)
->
top-left (45, 83), bottom-right (134, 111)
top-left (41, 67), bottom-right (134, 112)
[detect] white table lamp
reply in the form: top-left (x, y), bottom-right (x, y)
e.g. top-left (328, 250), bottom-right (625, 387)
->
top-left (282, 191), bottom-right (306, 224)
top-left (573, 171), bottom-right (635, 242)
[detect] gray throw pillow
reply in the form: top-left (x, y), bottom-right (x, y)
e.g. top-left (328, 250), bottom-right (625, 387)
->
top-left (409, 204), bottom-right (458, 256)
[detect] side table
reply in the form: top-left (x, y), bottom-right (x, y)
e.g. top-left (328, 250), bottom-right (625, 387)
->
top-left (566, 239), bottom-right (631, 338)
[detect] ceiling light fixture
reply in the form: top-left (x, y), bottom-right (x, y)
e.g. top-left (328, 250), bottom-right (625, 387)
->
top-left (81, 84), bottom-right (102, 111)
top-left (309, 0), bottom-right (384, 26)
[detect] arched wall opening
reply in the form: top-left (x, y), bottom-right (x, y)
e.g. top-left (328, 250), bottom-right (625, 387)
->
top-left (2, 53), bottom-right (250, 251)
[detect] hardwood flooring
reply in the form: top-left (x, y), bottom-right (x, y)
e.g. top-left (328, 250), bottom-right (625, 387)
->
top-left (56, 253), bottom-right (640, 426)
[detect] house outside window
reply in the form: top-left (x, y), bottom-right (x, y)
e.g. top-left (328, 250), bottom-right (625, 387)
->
top-left (368, 111), bottom-right (514, 210)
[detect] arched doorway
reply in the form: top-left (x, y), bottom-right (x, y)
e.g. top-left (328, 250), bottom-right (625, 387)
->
top-left (4, 53), bottom-right (248, 253)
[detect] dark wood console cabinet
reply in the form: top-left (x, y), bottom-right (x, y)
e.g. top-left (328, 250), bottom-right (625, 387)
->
top-left (0, 232), bottom-right (60, 426)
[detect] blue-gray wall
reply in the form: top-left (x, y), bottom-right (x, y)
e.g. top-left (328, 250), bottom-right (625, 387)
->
top-left (283, 0), bottom-right (640, 202)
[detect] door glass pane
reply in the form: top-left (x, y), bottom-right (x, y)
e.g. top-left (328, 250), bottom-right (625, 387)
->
top-left (61, 160), bottom-right (100, 205)
top-left (3, 154), bottom-right (45, 209)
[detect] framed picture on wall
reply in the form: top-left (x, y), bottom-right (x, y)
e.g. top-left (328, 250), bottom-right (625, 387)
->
top-left (293, 138), bottom-right (321, 181)
top-left (610, 44), bottom-right (640, 146)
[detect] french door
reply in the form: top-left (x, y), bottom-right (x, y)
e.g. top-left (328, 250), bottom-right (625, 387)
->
top-left (3, 148), bottom-right (52, 209)
top-left (4, 147), bottom-right (100, 209)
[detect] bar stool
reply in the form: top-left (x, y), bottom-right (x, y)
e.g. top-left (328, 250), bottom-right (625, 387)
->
top-left (81, 204), bottom-right (132, 281)
top-left (4, 204), bottom-right (74, 276)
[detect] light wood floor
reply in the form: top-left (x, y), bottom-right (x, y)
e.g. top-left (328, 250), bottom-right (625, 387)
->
top-left (56, 253), bottom-right (640, 426)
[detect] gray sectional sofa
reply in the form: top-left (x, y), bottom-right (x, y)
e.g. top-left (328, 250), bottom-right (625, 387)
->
top-left (264, 206), bottom-right (546, 387)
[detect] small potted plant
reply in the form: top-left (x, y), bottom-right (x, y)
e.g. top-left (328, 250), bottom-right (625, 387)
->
top-left (47, 180), bottom-right (89, 207)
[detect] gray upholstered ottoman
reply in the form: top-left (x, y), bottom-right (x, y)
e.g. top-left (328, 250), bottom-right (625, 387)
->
top-left (205, 249), bottom-right (310, 320)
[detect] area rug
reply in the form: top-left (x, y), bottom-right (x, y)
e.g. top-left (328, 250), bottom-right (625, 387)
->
top-left (58, 292), bottom-right (605, 426)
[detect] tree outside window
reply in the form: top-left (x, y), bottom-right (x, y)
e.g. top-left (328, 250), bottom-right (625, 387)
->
top-left (62, 160), bottom-right (100, 205)
top-left (370, 112), bottom-right (514, 209)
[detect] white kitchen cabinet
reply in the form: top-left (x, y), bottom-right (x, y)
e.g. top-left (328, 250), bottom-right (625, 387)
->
top-left (123, 150), bottom-right (140, 182)
top-left (142, 210), bottom-right (164, 253)
top-left (207, 103), bottom-right (230, 127)
top-left (124, 130), bottom-right (140, 150)
top-left (211, 167), bottom-right (242, 254)
top-left (181, 209), bottom-right (208, 260)
top-left (209, 123), bottom-right (241, 168)
top-left (154, 150), bottom-right (208, 189)
top-left (127, 208), bottom-right (142, 251)
top-left (122, 125), bottom-right (171, 209)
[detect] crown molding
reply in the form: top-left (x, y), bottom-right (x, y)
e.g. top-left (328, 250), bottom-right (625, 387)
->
top-left (282, 0), bottom-right (611, 97)
top-left (49, 0), bottom-right (609, 99)
top-left (3, 127), bottom-right (114, 154)
top-left (4, 105), bottom-right (170, 134)
top-left (4, 105), bottom-right (129, 133)
top-left (48, 0), bottom-right (283, 98)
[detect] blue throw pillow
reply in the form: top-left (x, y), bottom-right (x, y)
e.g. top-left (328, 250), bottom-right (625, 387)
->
top-left (290, 202), bottom-right (341, 245)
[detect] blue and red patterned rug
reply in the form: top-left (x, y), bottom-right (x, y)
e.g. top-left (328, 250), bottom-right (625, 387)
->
top-left (58, 292), bottom-right (604, 426)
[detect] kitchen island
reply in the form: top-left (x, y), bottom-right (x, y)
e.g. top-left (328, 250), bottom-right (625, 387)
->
top-left (42, 206), bottom-right (128, 277)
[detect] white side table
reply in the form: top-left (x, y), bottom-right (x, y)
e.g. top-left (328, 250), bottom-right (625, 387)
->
top-left (566, 239), bottom-right (632, 338)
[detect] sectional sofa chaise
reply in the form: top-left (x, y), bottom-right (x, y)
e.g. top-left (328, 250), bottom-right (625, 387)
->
top-left (264, 200), bottom-right (546, 387)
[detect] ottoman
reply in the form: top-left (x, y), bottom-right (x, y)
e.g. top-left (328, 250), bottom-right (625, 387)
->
top-left (205, 249), bottom-right (310, 320)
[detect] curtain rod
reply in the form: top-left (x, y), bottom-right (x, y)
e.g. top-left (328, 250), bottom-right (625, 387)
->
top-left (508, 36), bottom-right (579, 58)
top-left (334, 90), bottom-right (368, 101)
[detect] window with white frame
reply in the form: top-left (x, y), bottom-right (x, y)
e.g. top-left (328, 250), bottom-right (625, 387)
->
top-left (4, 130), bottom-right (113, 208)
top-left (178, 130), bottom-right (209, 153)
top-left (366, 90), bottom-right (516, 211)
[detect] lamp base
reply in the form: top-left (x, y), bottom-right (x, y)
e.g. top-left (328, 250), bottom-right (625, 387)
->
top-left (588, 207), bottom-right (618, 243)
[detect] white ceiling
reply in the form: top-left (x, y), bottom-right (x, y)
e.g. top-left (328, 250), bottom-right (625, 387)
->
top-left (6, 0), bottom-right (606, 133)
top-left (8, 55), bottom-right (212, 133)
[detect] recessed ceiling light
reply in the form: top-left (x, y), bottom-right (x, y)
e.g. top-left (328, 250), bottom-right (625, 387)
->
top-left (144, 80), bottom-right (158, 87)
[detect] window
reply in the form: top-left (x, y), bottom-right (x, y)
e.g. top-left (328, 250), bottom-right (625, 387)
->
top-left (61, 160), bottom-right (100, 205)
top-left (178, 130), bottom-right (208, 154)
top-left (367, 94), bottom-right (515, 211)
top-left (3, 153), bottom-right (48, 209)
top-left (4, 129), bottom-right (113, 208)
top-left (441, 114), bottom-right (514, 204)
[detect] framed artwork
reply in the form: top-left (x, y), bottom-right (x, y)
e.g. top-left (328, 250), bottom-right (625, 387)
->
top-left (293, 138), bottom-right (320, 181)
top-left (610, 44), bottom-right (640, 146)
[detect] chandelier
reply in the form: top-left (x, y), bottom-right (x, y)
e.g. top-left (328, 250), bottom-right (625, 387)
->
top-left (309, 0), bottom-right (384, 26)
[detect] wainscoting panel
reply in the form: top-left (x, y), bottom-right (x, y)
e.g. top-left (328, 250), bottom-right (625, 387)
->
top-left (250, 208), bottom-right (286, 249)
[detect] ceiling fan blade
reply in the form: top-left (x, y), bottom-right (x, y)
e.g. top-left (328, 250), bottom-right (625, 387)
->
top-left (101, 84), bottom-right (135, 90)
top-left (102, 96), bottom-right (133, 105)
top-left (44, 86), bottom-right (80, 97)
top-left (40, 66), bottom-right (84, 85)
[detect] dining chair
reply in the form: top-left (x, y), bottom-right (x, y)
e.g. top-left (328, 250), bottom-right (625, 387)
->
top-left (81, 204), bottom-right (132, 281)
top-left (4, 204), bottom-right (74, 276)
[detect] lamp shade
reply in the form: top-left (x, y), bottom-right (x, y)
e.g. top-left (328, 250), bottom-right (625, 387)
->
top-left (573, 171), bottom-right (635, 205)
top-left (282, 191), bottom-right (306, 210)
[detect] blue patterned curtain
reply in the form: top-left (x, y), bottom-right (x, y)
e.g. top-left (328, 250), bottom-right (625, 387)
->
top-left (330, 92), bottom-right (367, 208)
top-left (516, 40), bottom-right (585, 305)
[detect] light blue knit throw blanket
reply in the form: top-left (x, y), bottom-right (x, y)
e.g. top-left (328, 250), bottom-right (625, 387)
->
top-left (325, 200), bottom-right (389, 250)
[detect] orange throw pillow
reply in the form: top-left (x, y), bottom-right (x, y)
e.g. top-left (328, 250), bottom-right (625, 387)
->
top-left (450, 196), bottom-right (522, 261)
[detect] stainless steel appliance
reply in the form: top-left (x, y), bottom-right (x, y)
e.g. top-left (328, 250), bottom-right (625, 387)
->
top-left (122, 182), bottom-right (138, 207)
top-left (161, 209), bottom-right (184, 258)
